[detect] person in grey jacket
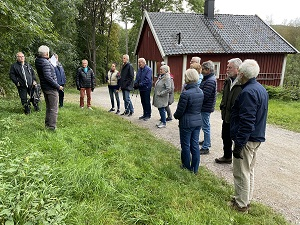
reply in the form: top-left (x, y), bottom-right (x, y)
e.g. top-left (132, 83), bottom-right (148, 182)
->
top-left (174, 68), bottom-right (204, 174)
top-left (76, 59), bottom-right (95, 109)
top-left (106, 62), bottom-right (120, 113)
top-left (215, 58), bottom-right (242, 164)
top-left (153, 65), bottom-right (171, 128)
top-left (10, 52), bottom-right (39, 114)
top-left (35, 45), bottom-right (63, 130)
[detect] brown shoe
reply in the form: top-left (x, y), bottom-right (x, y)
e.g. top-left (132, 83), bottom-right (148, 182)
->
top-left (215, 157), bottom-right (232, 164)
top-left (230, 197), bottom-right (250, 212)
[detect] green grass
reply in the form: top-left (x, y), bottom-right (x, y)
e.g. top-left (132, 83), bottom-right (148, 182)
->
top-left (0, 98), bottom-right (291, 224)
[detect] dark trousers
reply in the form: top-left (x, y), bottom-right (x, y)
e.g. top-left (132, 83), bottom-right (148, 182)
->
top-left (17, 86), bottom-right (35, 106)
top-left (140, 90), bottom-right (151, 117)
top-left (222, 121), bottom-right (233, 159)
top-left (58, 85), bottom-right (64, 107)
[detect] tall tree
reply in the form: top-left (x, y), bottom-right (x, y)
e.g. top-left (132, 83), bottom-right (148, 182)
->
top-left (0, 0), bottom-right (56, 95)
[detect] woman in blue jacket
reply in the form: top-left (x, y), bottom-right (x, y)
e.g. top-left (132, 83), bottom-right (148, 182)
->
top-left (174, 69), bottom-right (204, 174)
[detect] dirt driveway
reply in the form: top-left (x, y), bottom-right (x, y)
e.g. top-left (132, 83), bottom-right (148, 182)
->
top-left (66, 87), bottom-right (300, 224)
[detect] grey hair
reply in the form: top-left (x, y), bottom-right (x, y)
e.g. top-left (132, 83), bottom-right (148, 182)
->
top-left (38, 45), bottom-right (49, 57)
top-left (239, 59), bottom-right (260, 79)
top-left (228, 58), bottom-right (242, 69)
top-left (184, 68), bottom-right (199, 84)
top-left (160, 65), bottom-right (169, 73)
top-left (138, 58), bottom-right (146, 63)
top-left (202, 60), bottom-right (214, 73)
top-left (191, 56), bottom-right (201, 64)
top-left (123, 54), bottom-right (129, 61)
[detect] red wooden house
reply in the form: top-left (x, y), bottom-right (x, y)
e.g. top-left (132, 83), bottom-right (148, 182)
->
top-left (134, 0), bottom-right (298, 92)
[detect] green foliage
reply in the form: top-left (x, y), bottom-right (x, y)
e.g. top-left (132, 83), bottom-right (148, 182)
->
top-left (264, 85), bottom-right (300, 101)
top-left (0, 97), bottom-right (291, 224)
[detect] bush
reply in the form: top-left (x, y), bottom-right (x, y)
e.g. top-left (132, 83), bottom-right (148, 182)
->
top-left (264, 85), bottom-right (300, 101)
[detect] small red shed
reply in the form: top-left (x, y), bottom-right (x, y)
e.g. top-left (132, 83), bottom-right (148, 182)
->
top-left (134, 0), bottom-right (298, 92)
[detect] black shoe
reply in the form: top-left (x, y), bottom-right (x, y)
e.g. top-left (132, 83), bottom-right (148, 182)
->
top-left (128, 112), bottom-right (133, 117)
top-left (115, 109), bottom-right (120, 114)
top-left (199, 140), bottom-right (211, 147)
top-left (139, 115), bottom-right (146, 120)
top-left (34, 105), bottom-right (40, 112)
top-left (166, 117), bottom-right (173, 121)
top-left (120, 111), bottom-right (129, 116)
top-left (200, 148), bottom-right (210, 155)
top-left (108, 108), bottom-right (115, 112)
top-left (215, 157), bottom-right (232, 164)
top-left (143, 117), bottom-right (150, 121)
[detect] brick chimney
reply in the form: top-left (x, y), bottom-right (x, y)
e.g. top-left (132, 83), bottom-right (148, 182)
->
top-left (204, 0), bottom-right (215, 19)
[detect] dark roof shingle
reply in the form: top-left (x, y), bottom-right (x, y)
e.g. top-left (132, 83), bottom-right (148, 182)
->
top-left (144, 12), bottom-right (298, 56)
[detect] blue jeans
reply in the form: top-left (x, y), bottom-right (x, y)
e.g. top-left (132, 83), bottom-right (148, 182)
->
top-left (140, 90), bottom-right (151, 117)
top-left (108, 87), bottom-right (120, 110)
top-left (180, 126), bottom-right (201, 173)
top-left (122, 90), bottom-right (134, 113)
top-left (200, 112), bottom-right (211, 149)
top-left (158, 107), bottom-right (166, 124)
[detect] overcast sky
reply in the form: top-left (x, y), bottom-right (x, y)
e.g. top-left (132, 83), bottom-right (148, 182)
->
top-left (214, 0), bottom-right (299, 24)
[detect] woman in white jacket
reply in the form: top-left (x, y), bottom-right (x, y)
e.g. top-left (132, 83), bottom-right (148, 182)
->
top-left (106, 63), bottom-right (120, 114)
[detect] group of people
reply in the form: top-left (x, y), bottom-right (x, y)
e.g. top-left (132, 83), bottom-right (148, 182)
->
top-left (106, 55), bottom-right (175, 128)
top-left (174, 57), bottom-right (268, 214)
top-left (10, 47), bottom-right (66, 130)
top-left (105, 55), bottom-right (268, 214)
top-left (10, 50), bottom-right (268, 214)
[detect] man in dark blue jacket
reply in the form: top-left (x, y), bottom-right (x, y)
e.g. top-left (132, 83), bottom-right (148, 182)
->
top-left (134, 58), bottom-right (152, 120)
top-left (230, 59), bottom-right (268, 213)
top-left (199, 60), bottom-right (217, 154)
top-left (35, 45), bottom-right (63, 130)
top-left (54, 54), bottom-right (66, 108)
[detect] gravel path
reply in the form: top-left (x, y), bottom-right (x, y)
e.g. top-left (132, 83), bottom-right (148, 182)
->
top-left (65, 87), bottom-right (300, 224)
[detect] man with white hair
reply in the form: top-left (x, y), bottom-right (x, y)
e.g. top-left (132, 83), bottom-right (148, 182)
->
top-left (35, 45), bottom-right (63, 130)
top-left (230, 59), bottom-right (268, 213)
top-left (134, 58), bottom-right (152, 120)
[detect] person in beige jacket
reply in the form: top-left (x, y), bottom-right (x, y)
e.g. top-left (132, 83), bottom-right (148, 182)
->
top-left (153, 65), bottom-right (171, 128)
top-left (106, 63), bottom-right (120, 114)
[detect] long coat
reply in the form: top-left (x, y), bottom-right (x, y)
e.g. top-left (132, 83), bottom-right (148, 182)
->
top-left (152, 73), bottom-right (171, 108)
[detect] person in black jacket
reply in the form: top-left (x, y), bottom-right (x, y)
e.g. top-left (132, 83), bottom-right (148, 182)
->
top-left (199, 60), bottom-right (217, 155)
top-left (215, 58), bottom-right (242, 164)
top-left (35, 45), bottom-right (63, 130)
top-left (76, 59), bottom-right (95, 109)
top-left (9, 52), bottom-right (39, 114)
top-left (174, 68), bottom-right (204, 174)
top-left (119, 54), bottom-right (134, 116)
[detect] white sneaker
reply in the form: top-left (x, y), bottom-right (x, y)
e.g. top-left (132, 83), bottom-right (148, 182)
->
top-left (88, 107), bottom-right (93, 110)
top-left (80, 106), bottom-right (84, 109)
top-left (157, 122), bottom-right (166, 128)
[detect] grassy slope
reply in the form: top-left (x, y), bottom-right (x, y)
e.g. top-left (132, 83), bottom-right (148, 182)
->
top-left (0, 98), bottom-right (290, 224)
